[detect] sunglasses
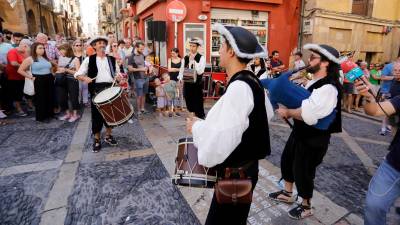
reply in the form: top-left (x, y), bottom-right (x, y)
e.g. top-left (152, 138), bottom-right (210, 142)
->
top-left (75, 45), bottom-right (82, 47)
top-left (309, 54), bottom-right (321, 61)
top-left (112, 45), bottom-right (118, 47)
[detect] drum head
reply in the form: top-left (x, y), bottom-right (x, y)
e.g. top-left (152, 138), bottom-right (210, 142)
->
top-left (93, 87), bottom-right (121, 104)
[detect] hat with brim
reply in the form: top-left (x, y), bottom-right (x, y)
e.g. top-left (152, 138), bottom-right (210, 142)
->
top-left (90, 36), bottom-right (108, 46)
top-left (189, 38), bottom-right (202, 46)
top-left (303, 43), bottom-right (341, 64)
top-left (212, 23), bottom-right (267, 59)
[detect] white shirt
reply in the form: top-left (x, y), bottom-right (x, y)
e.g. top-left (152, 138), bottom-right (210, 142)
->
top-left (74, 56), bottom-right (120, 83)
top-left (123, 46), bottom-right (134, 58)
top-left (301, 78), bottom-right (338, 126)
top-left (178, 54), bottom-right (206, 81)
top-left (192, 80), bottom-right (274, 168)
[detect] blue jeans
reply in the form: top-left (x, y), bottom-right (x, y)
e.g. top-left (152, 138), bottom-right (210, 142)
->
top-left (365, 160), bottom-right (400, 225)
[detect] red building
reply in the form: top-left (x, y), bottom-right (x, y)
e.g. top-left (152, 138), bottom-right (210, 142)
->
top-left (126, 0), bottom-right (301, 68)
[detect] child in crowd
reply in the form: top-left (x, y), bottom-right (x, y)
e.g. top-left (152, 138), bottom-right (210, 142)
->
top-left (162, 73), bottom-right (180, 117)
top-left (154, 78), bottom-right (167, 116)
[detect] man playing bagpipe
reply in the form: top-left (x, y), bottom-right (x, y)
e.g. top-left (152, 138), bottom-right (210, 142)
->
top-left (267, 44), bottom-right (342, 220)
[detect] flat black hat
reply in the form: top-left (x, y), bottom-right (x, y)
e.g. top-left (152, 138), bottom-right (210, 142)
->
top-left (304, 43), bottom-right (340, 64)
top-left (212, 23), bottom-right (267, 59)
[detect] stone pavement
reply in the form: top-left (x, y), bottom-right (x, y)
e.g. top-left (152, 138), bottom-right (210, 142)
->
top-left (1, 102), bottom-right (400, 224)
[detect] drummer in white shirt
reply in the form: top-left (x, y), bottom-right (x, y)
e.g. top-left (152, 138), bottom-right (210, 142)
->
top-left (74, 36), bottom-right (122, 153)
top-left (186, 24), bottom-right (273, 225)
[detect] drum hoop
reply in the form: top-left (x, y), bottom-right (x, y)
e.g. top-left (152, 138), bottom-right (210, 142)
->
top-left (172, 174), bottom-right (217, 181)
top-left (93, 87), bottom-right (123, 105)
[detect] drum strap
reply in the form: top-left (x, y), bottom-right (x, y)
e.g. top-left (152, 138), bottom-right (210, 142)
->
top-left (107, 57), bottom-right (115, 78)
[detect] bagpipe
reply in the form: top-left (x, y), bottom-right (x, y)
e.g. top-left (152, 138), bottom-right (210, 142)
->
top-left (260, 67), bottom-right (336, 130)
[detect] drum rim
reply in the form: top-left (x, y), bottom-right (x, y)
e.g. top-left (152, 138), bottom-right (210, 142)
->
top-left (93, 87), bottom-right (122, 105)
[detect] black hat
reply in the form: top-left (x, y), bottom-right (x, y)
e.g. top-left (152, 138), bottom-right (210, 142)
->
top-left (212, 23), bottom-right (267, 59)
top-left (303, 43), bottom-right (340, 64)
top-left (89, 36), bottom-right (108, 46)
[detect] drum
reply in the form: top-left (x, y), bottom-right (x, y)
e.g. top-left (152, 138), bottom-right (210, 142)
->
top-left (183, 68), bottom-right (197, 83)
top-left (93, 86), bottom-right (134, 126)
top-left (172, 137), bottom-right (217, 188)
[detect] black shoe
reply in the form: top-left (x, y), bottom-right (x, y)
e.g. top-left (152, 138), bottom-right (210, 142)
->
top-left (104, 135), bottom-right (118, 146)
top-left (288, 204), bottom-right (313, 220)
top-left (92, 139), bottom-right (101, 153)
top-left (268, 190), bottom-right (295, 204)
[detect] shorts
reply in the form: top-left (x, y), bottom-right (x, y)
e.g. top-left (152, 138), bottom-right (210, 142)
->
top-left (134, 78), bottom-right (146, 96)
top-left (8, 80), bottom-right (25, 101)
top-left (167, 98), bottom-right (180, 107)
top-left (343, 82), bottom-right (354, 94)
top-left (157, 97), bottom-right (166, 108)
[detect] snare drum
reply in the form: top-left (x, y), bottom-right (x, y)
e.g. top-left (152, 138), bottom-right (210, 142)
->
top-left (172, 137), bottom-right (217, 188)
top-left (93, 86), bottom-right (134, 126)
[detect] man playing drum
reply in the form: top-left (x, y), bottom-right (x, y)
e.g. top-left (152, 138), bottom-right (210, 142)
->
top-left (186, 24), bottom-right (273, 225)
top-left (74, 36), bottom-right (122, 152)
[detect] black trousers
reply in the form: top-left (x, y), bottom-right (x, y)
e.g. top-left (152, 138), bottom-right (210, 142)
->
top-left (183, 75), bottom-right (205, 119)
top-left (57, 78), bottom-right (80, 111)
top-left (90, 83), bottom-right (112, 135)
top-left (281, 132), bottom-right (330, 199)
top-left (33, 74), bottom-right (54, 121)
top-left (205, 162), bottom-right (259, 225)
top-left (0, 73), bottom-right (12, 111)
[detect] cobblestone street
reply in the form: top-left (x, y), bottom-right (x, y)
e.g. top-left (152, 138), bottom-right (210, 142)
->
top-left (0, 106), bottom-right (399, 225)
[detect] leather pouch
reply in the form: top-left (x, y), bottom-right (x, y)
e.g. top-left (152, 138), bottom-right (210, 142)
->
top-left (215, 168), bottom-right (252, 205)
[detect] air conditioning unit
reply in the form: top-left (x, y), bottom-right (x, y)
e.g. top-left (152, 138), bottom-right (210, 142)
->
top-left (251, 10), bottom-right (259, 18)
top-left (303, 19), bottom-right (313, 35)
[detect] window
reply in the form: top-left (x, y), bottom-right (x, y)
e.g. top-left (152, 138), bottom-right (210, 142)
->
top-left (183, 23), bottom-right (206, 58)
top-left (144, 17), bottom-right (153, 43)
top-left (352, 0), bottom-right (370, 16)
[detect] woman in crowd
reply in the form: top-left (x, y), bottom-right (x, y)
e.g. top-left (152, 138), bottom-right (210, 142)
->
top-left (249, 57), bottom-right (268, 78)
top-left (73, 39), bottom-right (89, 107)
top-left (108, 40), bottom-right (124, 71)
top-left (18, 42), bottom-right (53, 122)
top-left (168, 48), bottom-right (184, 111)
top-left (56, 43), bottom-right (80, 122)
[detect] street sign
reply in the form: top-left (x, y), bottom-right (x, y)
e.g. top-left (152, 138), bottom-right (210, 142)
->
top-left (166, 0), bottom-right (187, 22)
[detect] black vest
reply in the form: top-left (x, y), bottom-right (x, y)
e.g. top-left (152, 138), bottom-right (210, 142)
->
top-left (87, 54), bottom-right (117, 91)
top-left (250, 65), bottom-right (267, 78)
top-left (184, 53), bottom-right (203, 75)
top-left (218, 70), bottom-right (271, 168)
top-left (293, 76), bottom-right (342, 137)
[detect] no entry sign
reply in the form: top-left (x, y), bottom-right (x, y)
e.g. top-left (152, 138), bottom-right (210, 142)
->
top-left (166, 0), bottom-right (187, 22)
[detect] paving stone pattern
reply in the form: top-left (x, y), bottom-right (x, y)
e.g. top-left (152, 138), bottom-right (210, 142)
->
top-left (0, 169), bottom-right (58, 225)
top-left (0, 116), bottom-right (77, 168)
top-left (267, 125), bottom-right (372, 217)
top-left (65, 156), bottom-right (200, 225)
top-left (83, 119), bottom-right (152, 153)
top-left (342, 116), bottom-right (393, 143)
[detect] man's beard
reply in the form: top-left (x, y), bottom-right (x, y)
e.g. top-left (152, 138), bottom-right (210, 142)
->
top-left (306, 63), bottom-right (321, 74)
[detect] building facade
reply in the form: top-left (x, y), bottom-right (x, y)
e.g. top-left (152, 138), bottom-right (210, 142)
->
top-left (301, 0), bottom-right (400, 63)
top-left (124, 0), bottom-right (301, 67)
top-left (0, 0), bottom-right (81, 38)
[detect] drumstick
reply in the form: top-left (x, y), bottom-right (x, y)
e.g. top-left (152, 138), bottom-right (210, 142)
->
top-left (90, 76), bottom-right (97, 81)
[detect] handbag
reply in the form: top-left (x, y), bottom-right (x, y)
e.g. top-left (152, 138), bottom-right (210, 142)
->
top-left (214, 167), bottom-right (253, 205)
top-left (23, 65), bottom-right (35, 96)
top-left (54, 57), bottom-right (75, 87)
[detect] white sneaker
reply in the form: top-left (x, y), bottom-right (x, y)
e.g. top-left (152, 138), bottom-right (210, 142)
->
top-left (0, 111), bottom-right (7, 119)
top-left (59, 114), bottom-right (71, 121)
top-left (68, 115), bottom-right (80, 122)
top-left (128, 119), bottom-right (133, 124)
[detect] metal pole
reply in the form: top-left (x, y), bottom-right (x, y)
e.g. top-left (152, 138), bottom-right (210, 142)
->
top-left (298, 0), bottom-right (305, 50)
top-left (174, 21), bottom-right (177, 48)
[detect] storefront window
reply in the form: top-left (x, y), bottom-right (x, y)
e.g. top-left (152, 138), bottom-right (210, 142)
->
top-left (144, 17), bottom-right (153, 43)
top-left (183, 23), bottom-right (206, 57)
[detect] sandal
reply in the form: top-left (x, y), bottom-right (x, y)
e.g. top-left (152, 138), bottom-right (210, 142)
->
top-left (288, 204), bottom-right (313, 220)
top-left (268, 190), bottom-right (295, 204)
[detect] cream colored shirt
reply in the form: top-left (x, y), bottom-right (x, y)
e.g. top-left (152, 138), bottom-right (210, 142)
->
top-left (74, 56), bottom-right (120, 83)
